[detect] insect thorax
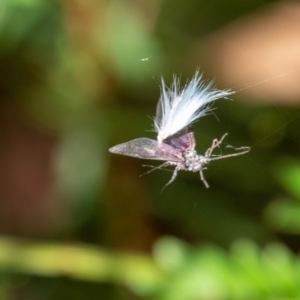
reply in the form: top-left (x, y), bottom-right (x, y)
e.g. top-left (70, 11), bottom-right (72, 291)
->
top-left (182, 150), bottom-right (209, 172)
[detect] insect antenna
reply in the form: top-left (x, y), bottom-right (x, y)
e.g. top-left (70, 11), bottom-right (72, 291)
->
top-left (205, 133), bottom-right (228, 157)
top-left (139, 162), bottom-right (171, 177)
top-left (208, 147), bottom-right (250, 161)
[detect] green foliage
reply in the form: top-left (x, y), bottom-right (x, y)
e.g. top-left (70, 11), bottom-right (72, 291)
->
top-left (265, 158), bottom-right (300, 234)
top-left (1, 237), bottom-right (300, 299)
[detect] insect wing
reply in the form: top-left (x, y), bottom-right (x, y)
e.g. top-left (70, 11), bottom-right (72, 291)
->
top-left (164, 126), bottom-right (196, 151)
top-left (109, 138), bottom-right (183, 161)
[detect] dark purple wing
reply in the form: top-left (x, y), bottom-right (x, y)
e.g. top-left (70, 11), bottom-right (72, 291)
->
top-left (109, 138), bottom-right (183, 162)
top-left (164, 126), bottom-right (196, 151)
top-left (156, 90), bottom-right (195, 151)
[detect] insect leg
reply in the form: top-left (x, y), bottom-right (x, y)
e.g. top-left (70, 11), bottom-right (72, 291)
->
top-left (161, 165), bottom-right (181, 192)
top-left (200, 169), bottom-right (209, 188)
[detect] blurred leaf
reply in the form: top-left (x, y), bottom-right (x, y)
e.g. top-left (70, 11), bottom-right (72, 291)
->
top-left (99, 0), bottom-right (163, 83)
top-left (273, 157), bottom-right (300, 199)
top-left (262, 244), bottom-right (299, 296)
top-left (0, 0), bottom-right (54, 54)
top-left (231, 240), bottom-right (269, 297)
top-left (153, 237), bottom-right (189, 272)
top-left (264, 198), bottom-right (300, 234)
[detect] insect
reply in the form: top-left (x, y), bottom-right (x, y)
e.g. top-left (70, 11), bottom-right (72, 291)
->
top-left (109, 71), bottom-right (250, 188)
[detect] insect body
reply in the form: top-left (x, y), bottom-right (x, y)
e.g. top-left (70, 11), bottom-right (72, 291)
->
top-left (109, 71), bottom-right (250, 188)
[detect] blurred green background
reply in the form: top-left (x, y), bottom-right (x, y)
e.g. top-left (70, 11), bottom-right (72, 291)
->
top-left (1, 0), bottom-right (300, 299)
